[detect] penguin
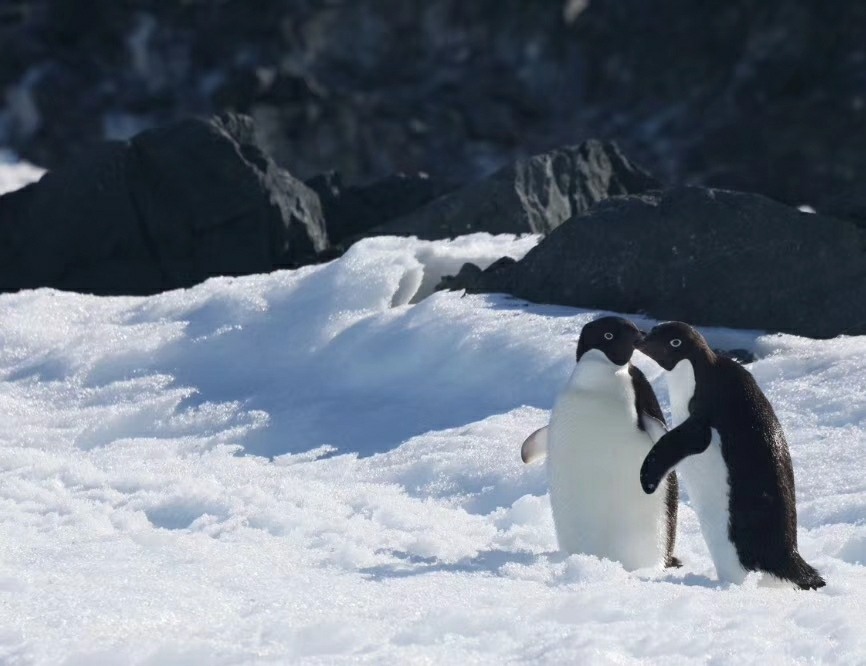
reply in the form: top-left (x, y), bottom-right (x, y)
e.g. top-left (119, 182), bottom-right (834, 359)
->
top-left (521, 316), bottom-right (680, 570)
top-left (520, 426), bottom-right (548, 464)
top-left (636, 321), bottom-right (825, 590)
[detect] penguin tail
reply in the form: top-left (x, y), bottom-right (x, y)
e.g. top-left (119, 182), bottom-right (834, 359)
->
top-left (779, 554), bottom-right (826, 590)
top-left (665, 555), bottom-right (683, 569)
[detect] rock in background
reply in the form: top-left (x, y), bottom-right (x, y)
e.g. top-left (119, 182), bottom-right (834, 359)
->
top-left (305, 171), bottom-right (459, 251)
top-left (365, 140), bottom-right (659, 239)
top-left (3, 1), bottom-right (866, 214)
top-left (454, 187), bottom-right (866, 338)
top-left (0, 113), bottom-right (327, 295)
top-left (0, 114), bottom-right (664, 295)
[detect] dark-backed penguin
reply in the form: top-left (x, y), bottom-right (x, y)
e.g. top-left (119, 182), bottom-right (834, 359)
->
top-left (521, 316), bottom-right (680, 570)
top-left (637, 321), bottom-right (825, 590)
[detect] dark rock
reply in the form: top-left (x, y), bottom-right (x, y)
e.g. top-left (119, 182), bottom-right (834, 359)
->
top-left (434, 256), bottom-right (518, 292)
top-left (368, 141), bottom-right (660, 240)
top-left (4, 2), bottom-right (866, 212)
top-left (0, 141), bottom-right (166, 294)
top-left (0, 113), bottom-right (327, 295)
top-left (305, 171), bottom-right (459, 247)
top-left (461, 186), bottom-right (866, 339)
top-left (434, 262), bottom-right (483, 292)
top-left (434, 257), bottom-right (515, 291)
top-left (816, 191), bottom-right (866, 229)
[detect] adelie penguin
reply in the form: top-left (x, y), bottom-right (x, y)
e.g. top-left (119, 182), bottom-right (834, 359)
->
top-left (637, 321), bottom-right (825, 590)
top-left (521, 316), bottom-right (680, 571)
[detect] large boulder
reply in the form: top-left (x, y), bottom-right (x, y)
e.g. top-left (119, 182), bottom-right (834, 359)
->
top-left (817, 191), bottom-right (866, 230)
top-left (365, 141), bottom-right (660, 240)
top-left (305, 171), bottom-right (459, 248)
top-left (456, 186), bottom-right (866, 338)
top-left (0, 113), bottom-right (327, 295)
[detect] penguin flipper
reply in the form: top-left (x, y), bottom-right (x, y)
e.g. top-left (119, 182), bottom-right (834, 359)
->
top-left (640, 414), bottom-right (712, 494)
top-left (520, 426), bottom-right (549, 464)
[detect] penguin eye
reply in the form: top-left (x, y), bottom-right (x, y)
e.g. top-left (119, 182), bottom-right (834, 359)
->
top-left (670, 338), bottom-right (682, 348)
top-left (603, 332), bottom-right (614, 341)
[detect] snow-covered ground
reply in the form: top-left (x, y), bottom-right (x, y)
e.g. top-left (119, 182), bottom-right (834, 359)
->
top-left (1, 162), bottom-right (865, 664)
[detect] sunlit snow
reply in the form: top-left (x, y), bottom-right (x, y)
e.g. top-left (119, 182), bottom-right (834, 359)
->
top-left (1, 162), bottom-right (865, 664)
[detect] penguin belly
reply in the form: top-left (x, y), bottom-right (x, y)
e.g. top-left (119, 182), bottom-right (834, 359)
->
top-left (547, 391), bottom-right (669, 570)
top-left (676, 430), bottom-right (748, 584)
top-left (667, 360), bottom-right (747, 584)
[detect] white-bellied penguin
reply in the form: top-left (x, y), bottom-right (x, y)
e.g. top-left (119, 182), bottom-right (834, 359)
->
top-left (521, 316), bottom-right (680, 570)
top-left (637, 321), bottom-right (824, 589)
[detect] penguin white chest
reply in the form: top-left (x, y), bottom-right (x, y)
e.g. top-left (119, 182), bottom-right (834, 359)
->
top-left (546, 351), bottom-right (669, 570)
top-left (667, 360), bottom-right (746, 584)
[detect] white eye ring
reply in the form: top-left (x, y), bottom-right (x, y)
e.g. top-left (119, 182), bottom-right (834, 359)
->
top-left (670, 338), bottom-right (682, 348)
top-left (604, 332), bottom-right (614, 341)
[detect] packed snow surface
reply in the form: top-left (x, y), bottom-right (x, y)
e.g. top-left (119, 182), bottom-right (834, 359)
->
top-left (1, 162), bottom-right (865, 664)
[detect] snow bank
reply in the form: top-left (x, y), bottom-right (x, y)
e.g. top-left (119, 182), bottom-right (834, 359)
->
top-left (0, 161), bottom-right (864, 664)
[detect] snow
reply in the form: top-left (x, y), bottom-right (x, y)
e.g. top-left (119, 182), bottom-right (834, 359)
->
top-left (0, 151), bottom-right (43, 194)
top-left (1, 160), bottom-right (865, 664)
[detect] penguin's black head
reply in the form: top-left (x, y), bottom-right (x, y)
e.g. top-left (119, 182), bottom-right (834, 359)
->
top-left (576, 316), bottom-right (644, 366)
top-left (636, 321), bottom-right (711, 371)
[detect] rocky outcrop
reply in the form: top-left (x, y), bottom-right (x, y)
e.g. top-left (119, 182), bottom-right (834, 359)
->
top-left (817, 192), bottom-right (866, 229)
top-left (0, 113), bottom-right (327, 295)
top-left (3, 2), bottom-right (866, 211)
top-left (0, 110), bottom-right (665, 295)
top-left (366, 141), bottom-right (659, 240)
top-left (305, 171), bottom-right (459, 249)
top-left (450, 186), bottom-right (866, 338)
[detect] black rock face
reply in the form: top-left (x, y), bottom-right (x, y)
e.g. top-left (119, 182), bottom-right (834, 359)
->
top-left (0, 113), bottom-right (328, 295)
top-left (368, 141), bottom-right (660, 240)
top-left (305, 171), bottom-right (460, 248)
top-left (3, 2), bottom-right (866, 210)
top-left (459, 186), bottom-right (866, 339)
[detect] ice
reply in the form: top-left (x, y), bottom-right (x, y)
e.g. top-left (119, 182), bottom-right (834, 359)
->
top-left (0, 161), bottom-right (865, 664)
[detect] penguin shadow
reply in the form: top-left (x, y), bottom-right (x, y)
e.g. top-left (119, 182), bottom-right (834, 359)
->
top-left (5, 355), bottom-right (71, 383)
top-left (358, 549), bottom-right (543, 580)
top-left (644, 571), bottom-right (720, 589)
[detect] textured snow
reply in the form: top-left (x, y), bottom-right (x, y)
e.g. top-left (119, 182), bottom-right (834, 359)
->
top-left (1, 161), bottom-right (865, 664)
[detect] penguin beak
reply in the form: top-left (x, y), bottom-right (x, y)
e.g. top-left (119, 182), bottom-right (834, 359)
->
top-left (636, 330), bottom-right (665, 361)
top-left (635, 330), bottom-right (664, 361)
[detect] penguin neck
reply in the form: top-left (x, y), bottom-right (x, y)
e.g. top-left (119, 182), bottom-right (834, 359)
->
top-left (667, 358), bottom-right (697, 424)
top-left (567, 348), bottom-right (629, 391)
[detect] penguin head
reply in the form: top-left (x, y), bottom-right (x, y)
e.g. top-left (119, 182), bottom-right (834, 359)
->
top-left (636, 321), bottom-right (710, 371)
top-left (576, 316), bottom-right (644, 366)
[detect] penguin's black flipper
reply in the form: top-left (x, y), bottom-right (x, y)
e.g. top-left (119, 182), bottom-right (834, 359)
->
top-left (640, 414), bottom-right (712, 494)
top-left (629, 365), bottom-right (665, 427)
